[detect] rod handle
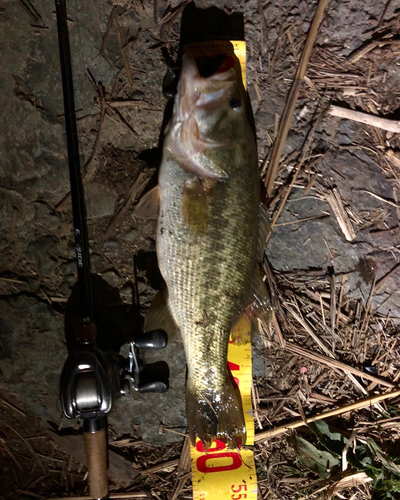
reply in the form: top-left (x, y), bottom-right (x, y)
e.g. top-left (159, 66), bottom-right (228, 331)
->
top-left (83, 427), bottom-right (108, 499)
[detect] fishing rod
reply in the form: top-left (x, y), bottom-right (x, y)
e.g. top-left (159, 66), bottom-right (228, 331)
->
top-left (55, 1), bottom-right (169, 498)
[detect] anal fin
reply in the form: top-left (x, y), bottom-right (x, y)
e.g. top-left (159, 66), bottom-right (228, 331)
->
top-left (230, 271), bottom-right (272, 344)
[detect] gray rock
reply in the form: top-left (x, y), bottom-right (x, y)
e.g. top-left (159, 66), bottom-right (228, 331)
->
top-left (336, 119), bottom-right (361, 145)
top-left (27, 235), bottom-right (59, 276)
top-left (103, 240), bottom-right (119, 250)
top-left (86, 183), bottom-right (118, 219)
top-left (123, 229), bottom-right (140, 242)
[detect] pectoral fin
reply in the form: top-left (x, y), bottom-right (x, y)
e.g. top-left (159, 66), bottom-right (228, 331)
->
top-left (134, 185), bottom-right (160, 219)
top-left (144, 287), bottom-right (178, 340)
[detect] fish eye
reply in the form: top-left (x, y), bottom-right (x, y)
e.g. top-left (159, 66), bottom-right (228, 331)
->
top-left (230, 98), bottom-right (242, 111)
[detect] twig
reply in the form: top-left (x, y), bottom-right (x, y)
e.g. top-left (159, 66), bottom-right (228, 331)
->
top-left (265, 106), bottom-right (324, 244)
top-left (114, 18), bottom-right (133, 86)
top-left (287, 306), bottom-right (382, 400)
top-left (171, 437), bottom-right (191, 500)
top-left (285, 343), bottom-right (396, 388)
top-left (140, 459), bottom-right (179, 475)
top-left (0, 276), bottom-right (25, 284)
top-left (329, 271), bottom-right (336, 349)
top-left (268, 22), bottom-right (285, 79)
top-left (375, 263), bottom-right (400, 293)
top-left (262, 0), bottom-right (328, 194)
top-left (379, 0), bottom-right (394, 27)
top-left (0, 438), bottom-right (23, 470)
top-left (257, 0), bottom-right (266, 56)
top-left (329, 105), bottom-right (400, 134)
top-left (342, 430), bottom-right (357, 471)
top-left (325, 187), bottom-right (356, 242)
top-left (17, 0), bottom-right (46, 27)
top-left (255, 389), bottom-right (400, 442)
top-left (100, 6), bottom-right (116, 56)
top-left (49, 494), bottom-right (148, 500)
top-left (272, 311), bottom-right (286, 349)
top-left (156, 1), bottom-right (189, 28)
top-left (358, 189), bottom-right (399, 209)
top-left (0, 396), bottom-right (26, 416)
top-left (274, 213), bottom-right (329, 226)
top-left (0, 418), bottom-right (45, 471)
top-left (104, 172), bottom-right (148, 239)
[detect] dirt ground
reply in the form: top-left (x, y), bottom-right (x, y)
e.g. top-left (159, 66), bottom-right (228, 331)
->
top-left (0, 0), bottom-right (399, 498)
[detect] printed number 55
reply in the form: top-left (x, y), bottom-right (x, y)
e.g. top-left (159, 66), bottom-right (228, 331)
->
top-left (231, 484), bottom-right (247, 499)
top-left (232, 485), bottom-right (247, 493)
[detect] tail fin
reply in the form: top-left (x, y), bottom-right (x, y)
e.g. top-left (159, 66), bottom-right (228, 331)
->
top-left (186, 378), bottom-right (246, 450)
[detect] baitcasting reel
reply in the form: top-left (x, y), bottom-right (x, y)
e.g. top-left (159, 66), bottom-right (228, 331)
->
top-left (60, 327), bottom-right (169, 422)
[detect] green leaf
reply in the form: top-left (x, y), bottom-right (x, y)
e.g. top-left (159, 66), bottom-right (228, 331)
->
top-left (308, 419), bottom-right (348, 456)
top-left (288, 435), bottom-right (340, 479)
top-left (366, 438), bottom-right (400, 477)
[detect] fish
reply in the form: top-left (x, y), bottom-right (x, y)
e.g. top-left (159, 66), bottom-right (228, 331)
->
top-left (139, 53), bottom-right (270, 448)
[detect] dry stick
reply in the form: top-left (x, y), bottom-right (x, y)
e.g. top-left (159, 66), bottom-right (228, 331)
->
top-left (268, 22), bottom-right (285, 78)
top-left (140, 458), bottom-right (179, 475)
top-left (379, 0), bottom-right (394, 27)
top-left (49, 494), bottom-right (148, 500)
top-left (18, 0), bottom-right (45, 26)
top-left (375, 263), bottom-right (400, 293)
top-left (265, 108), bottom-right (323, 246)
top-left (359, 190), bottom-right (399, 209)
top-left (114, 18), bottom-right (133, 86)
top-left (329, 272), bottom-right (336, 350)
top-left (0, 396), bottom-right (26, 416)
top-left (0, 418), bottom-right (45, 472)
top-left (0, 437), bottom-right (23, 470)
top-left (262, 0), bottom-right (328, 194)
top-left (171, 437), bottom-right (191, 500)
top-left (287, 307), bottom-right (380, 402)
top-left (257, 0), bottom-right (264, 55)
top-left (255, 388), bottom-right (400, 443)
top-left (271, 311), bottom-right (286, 349)
top-left (274, 213), bottom-right (328, 226)
top-left (100, 6), bottom-right (116, 55)
top-left (329, 105), bottom-right (400, 134)
top-left (285, 343), bottom-right (396, 389)
top-left (104, 172), bottom-right (148, 239)
top-left (325, 187), bottom-right (356, 242)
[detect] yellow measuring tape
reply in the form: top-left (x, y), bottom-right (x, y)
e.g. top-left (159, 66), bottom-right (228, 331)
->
top-left (184, 40), bottom-right (256, 499)
top-left (190, 315), bottom-right (257, 500)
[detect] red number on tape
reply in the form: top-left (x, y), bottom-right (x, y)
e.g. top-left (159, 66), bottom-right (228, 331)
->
top-left (196, 439), bottom-right (226, 453)
top-left (196, 452), bottom-right (242, 473)
top-left (231, 485), bottom-right (247, 493)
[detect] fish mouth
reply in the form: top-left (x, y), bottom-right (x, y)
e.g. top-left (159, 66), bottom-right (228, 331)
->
top-left (180, 53), bottom-right (236, 111)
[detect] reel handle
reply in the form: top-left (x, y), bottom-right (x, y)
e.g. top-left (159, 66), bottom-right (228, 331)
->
top-left (139, 380), bottom-right (169, 393)
top-left (134, 330), bottom-right (168, 350)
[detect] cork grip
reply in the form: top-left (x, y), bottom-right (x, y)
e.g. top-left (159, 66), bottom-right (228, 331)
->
top-left (83, 428), bottom-right (108, 499)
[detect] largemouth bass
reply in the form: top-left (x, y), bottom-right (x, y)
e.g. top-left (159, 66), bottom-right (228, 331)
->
top-left (155, 54), bottom-right (263, 448)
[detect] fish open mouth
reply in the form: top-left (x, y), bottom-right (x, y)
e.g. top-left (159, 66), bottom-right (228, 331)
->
top-left (180, 53), bottom-right (237, 111)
